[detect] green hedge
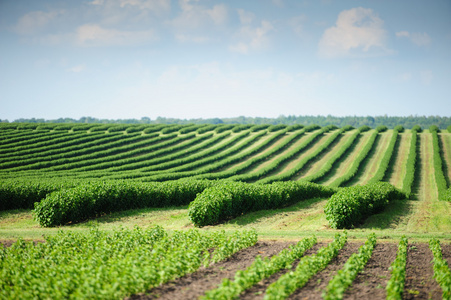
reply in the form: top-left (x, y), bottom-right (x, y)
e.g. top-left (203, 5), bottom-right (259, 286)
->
top-left (34, 179), bottom-right (216, 227)
top-left (324, 182), bottom-right (406, 229)
top-left (188, 180), bottom-right (336, 227)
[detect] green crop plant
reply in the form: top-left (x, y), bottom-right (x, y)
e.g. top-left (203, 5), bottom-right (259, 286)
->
top-left (323, 233), bottom-right (377, 300)
top-left (264, 232), bottom-right (348, 300)
top-left (429, 238), bottom-right (451, 299)
top-left (386, 236), bottom-right (408, 300)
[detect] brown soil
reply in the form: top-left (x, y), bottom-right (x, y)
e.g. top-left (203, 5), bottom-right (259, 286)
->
top-left (344, 242), bottom-right (398, 300)
top-left (127, 241), bottom-right (296, 300)
top-left (404, 242), bottom-right (442, 299)
top-left (288, 242), bottom-right (362, 299)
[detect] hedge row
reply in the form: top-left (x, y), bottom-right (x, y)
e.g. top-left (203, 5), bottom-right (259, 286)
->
top-left (188, 180), bottom-right (336, 227)
top-left (34, 179), bottom-right (216, 227)
top-left (402, 129), bottom-right (418, 197)
top-left (431, 131), bottom-right (450, 201)
top-left (368, 128), bottom-right (400, 184)
top-left (324, 182), bottom-right (407, 229)
top-left (329, 129), bottom-right (379, 187)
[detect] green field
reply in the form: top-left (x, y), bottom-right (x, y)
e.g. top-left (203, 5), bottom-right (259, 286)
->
top-left (1, 123), bottom-right (451, 299)
top-left (0, 123), bottom-right (450, 241)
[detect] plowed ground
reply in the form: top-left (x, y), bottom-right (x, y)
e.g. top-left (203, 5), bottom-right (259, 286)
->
top-left (126, 241), bottom-right (450, 300)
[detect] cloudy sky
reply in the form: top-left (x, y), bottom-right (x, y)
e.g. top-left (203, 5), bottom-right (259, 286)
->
top-left (1, 0), bottom-right (450, 121)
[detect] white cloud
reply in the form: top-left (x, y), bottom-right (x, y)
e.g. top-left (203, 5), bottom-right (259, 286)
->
top-left (396, 31), bottom-right (431, 46)
top-left (14, 10), bottom-right (63, 35)
top-left (237, 9), bottom-right (254, 25)
top-left (229, 11), bottom-right (274, 54)
top-left (170, 0), bottom-right (227, 29)
top-left (175, 34), bottom-right (209, 43)
top-left (289, 15), bottom-right (307, 37)
top-left (76, 24), bottom-right (155, 46)
top-left (318, 7), bottom-right (391, 58)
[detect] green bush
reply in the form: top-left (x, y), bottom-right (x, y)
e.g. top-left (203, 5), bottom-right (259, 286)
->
top-left (324, 182), bottom-right (406, 229)
top-left (429, 125), bottom-right (440, 133)
top-left (34, 179), bottom-right (216, 227)
top-left (188, 180), bottom-right (336, 227)
top-left (394, 125), bottom-right (404, 132)
top-left (376, 125), bottom-right (388, 132)
top-left (411, 125), bottom-right (422, 132)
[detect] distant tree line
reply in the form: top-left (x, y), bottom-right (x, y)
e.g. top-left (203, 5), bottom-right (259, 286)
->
top-left (2, 115), bottom-right (450, 130)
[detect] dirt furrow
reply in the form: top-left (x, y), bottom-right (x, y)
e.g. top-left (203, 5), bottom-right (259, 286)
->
top-left (128, 241), bottom-right (296, 300)
top-left (403, 242), bottom-right (442, 299)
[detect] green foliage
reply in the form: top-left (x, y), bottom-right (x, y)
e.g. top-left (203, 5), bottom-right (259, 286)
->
top-left (386, 236), bottom-right (408, 300)
top-left (411, 125), bottom-right (422, 132)
top-left (324, 182), bottom-right (407, 229)
top-left (250, 124), bottom-right (270, 132)
top-left (330, 130), bottom-right (378, 187)
top-left (394, 125), bottom-right (404, 132)
top-left (376, 125), bottom-right (388, 132)
top-left (34, 179), bottom-right (216, 227)
top-left (188, 180), bottom-right (336, 227)
top-left (368, 129), bottom-right (399, 184)
top-left (448, 125), bottom-right (451, 133)
top-left (429, 125), bottom-right (440, 133)
top-left (323, 233), bottom-right (377, 300)
top-left (358, 125), bottom-right (371, 132)
top-left (402, 130), bottom-right (418, 197)
top-left (0, 226), bottom-right (257, 299)
top-left (431, 131), bottom-right (449, 201)
top-left (429, 238), bottom-right (451, 299)
top-left (202, 236), bottom-right (317, 299)
top-left (264, 232), bottom-right (347, 300)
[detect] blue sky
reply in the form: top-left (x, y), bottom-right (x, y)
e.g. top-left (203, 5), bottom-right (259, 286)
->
top-left (1, 0), bottom-right (450, 121)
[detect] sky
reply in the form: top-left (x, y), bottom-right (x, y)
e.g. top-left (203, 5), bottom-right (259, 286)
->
top-left (0, 0), bottom-right (450, 121)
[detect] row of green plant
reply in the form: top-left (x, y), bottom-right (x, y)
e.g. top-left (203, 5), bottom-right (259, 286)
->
top-left (259, 125), bottom-right (351, 184)
top-left (368, 127), bottom-right (400, 184)
top-left (323, 233), bottom-right (377, 299)
top-left (324, 182), bottom-right (407, 229)
top-left (0, 226), bottom-right (257, 299)
top-left (0, 130), bottom-right (69, 151)
top-left (0, 131), bottom-right (121, 161)
top-left (431, 130), bottom-right (451, 201)
top-left (385, 236), bottom-right (408, 300)
top-left (106, 130), bottom-right (254, 175)
top-left (429, 238), bottom-right (451, 299)
top-left (402, 129), bottom-right (418, 197)
top-left (202, 236), bottom-right (317, 299)
top-left (264, 232), bottom-right (348, 299)
top-left (329, 129), bottom-right (379, 187)
top-left (188, 180), bottom-right (336, 227)
top-left (227, 126), bottom-right (334, 182)
top-left (302, 127), bottom-right (361, 183)
top-left (0, 132), bottom-right (156, 169)
top-left (34, 179), bottom-right (216, 227)
top-left (135, 129), bottom-right (293, 182)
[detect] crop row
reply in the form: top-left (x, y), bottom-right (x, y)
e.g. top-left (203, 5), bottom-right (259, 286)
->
top-left (431, 129), bottom-right (451, 201)
top-left (368, 127), bottom-right (400, 184)
top-left (0, 226), bottom-right (257, 299)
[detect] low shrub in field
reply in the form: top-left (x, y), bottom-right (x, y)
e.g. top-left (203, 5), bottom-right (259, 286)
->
top-left (34, 179), bottom-right (216, 227)
top-left (324, 182), bottom-right (406, 229)
top-left (188, 180), bottom-right (336, 227)
top-left (0, 178), bottom-right (79, 210)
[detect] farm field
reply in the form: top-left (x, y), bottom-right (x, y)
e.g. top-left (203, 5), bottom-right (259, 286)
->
top-left (1, 123), bottom-right (451, 299)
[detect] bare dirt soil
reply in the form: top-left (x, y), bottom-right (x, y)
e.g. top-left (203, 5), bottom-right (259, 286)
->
top-left (128, 240), bottom-right (448, 300)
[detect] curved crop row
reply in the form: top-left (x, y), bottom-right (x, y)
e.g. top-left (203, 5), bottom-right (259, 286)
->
top-left (0, 226), bottom-right (257, 299)
top-left (431, 130), bottom-right (451, 201)
top-left (402, 129), bottom-right (418, 197)
top-left (302, 128), bottom-right (362, 183)
top-left (368, 128), bottom-right (400, 184)
top-left (202, 236), bottom-right (317, 299)
top-left (258, 125), bottom-right (346, 184)
top-left (188, 180), bottom-right (336, 227)
top-left (329, 129), bottom-right (379, 187)
top-left (264, 232), bottom-right (348, 300)
top-left (0, 131), bottom-right (69, 152)
top-left (323, 233), bottom-right (377, 300)
top-left (0, 132), bottom-right (153, 169)
top-left (227, 126), bottom-right (330, 182)
top-left (324, 182), bottom-right (407, 229)
top-left (386, 236), bottom-right (408, 300)
top-left (34, 179), bottom-right (216, 227)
